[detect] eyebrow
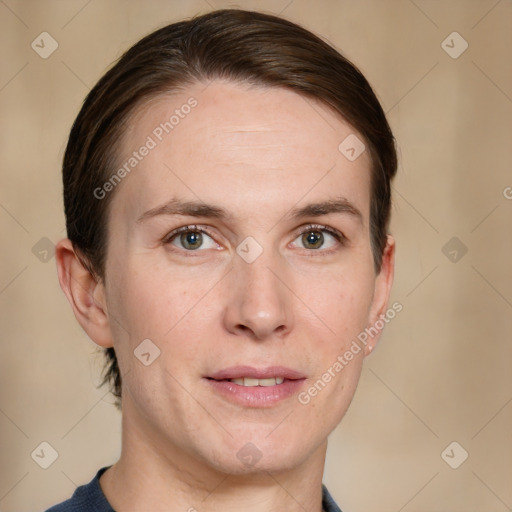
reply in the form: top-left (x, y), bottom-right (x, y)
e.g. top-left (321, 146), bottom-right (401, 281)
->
top-left (137, 198), bottom-right (230, 223)
top-left (289, 198), bottom-right (363, 223)
top-left (137, 197), bottom-right (362, 224)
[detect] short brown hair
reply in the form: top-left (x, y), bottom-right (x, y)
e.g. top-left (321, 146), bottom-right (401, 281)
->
top-left (62, 9), bottom-right (397, 406)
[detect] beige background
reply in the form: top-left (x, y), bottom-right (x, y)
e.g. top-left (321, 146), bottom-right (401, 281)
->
top-left (1, 0), bottom-right (511, 510)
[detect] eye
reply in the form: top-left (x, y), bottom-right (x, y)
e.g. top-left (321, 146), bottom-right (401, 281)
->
top-left (165, 226), bottom-right (219, 251)
top-left (291, 225), bottom-right (343, 251)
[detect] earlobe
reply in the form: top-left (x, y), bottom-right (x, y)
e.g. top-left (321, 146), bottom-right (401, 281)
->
top-left (55, 239), bottom-right (113, 348)
top-left (364, 235), bottom-right (396, 356)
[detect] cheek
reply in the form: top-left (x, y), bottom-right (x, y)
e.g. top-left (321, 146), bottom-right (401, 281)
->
top-left (104, 261), bottom-right (218, 368)
top-left (299, 267), bottom-right (375, 340)
top-left (108, 261), bottom-right (193, 331)
top-left (103, 266), bottom-right (210, 404)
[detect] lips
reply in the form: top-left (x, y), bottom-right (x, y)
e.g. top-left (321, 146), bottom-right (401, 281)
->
top-left (204, 366), bottom-right (306, 407)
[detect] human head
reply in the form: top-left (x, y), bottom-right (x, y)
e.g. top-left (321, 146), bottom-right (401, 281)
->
top-left (60, 9), bottom-right (396, 408)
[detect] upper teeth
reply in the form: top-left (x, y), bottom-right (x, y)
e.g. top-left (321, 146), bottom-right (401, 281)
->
top-left (229, 377), bottom-right (285, 386)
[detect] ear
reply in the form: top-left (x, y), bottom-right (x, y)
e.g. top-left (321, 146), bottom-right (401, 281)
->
top-left (364, 235), bottom-right (396, 356)
top-left (55, 238), bottom-right (113, 348)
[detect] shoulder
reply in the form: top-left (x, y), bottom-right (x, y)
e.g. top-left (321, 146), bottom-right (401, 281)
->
top-left (45, 467), bottom-right (114, 512)
top-left (322, 484), bottom-right (343, 512)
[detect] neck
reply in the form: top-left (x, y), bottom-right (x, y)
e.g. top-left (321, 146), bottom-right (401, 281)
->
top-left (100, 399), bottom-right (327, 511)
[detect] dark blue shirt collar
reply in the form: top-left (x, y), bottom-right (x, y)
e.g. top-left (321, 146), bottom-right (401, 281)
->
top-left (47, 466), bottom-right (342, 512)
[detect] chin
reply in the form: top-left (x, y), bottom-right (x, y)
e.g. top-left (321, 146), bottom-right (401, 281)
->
top-left (199, 431), bottom-right (316, 476)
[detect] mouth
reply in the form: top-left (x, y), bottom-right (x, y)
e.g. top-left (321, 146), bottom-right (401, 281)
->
top-left (218, 376), bottom-right (285, 386)
top-left (204, 366), bottom-right (306, 407)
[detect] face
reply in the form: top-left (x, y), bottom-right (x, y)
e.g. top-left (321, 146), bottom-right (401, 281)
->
top-left (99, 80), bottom-right (393, 475)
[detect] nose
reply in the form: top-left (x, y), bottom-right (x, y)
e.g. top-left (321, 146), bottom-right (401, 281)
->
top-left (222, 254), bottom-right (293, 341)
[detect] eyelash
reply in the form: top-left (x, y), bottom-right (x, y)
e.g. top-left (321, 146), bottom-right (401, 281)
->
top-left (162, 224), bottom-right (212, 245)
top-left (162, 223), bottom-right (347, 253)
top-left (292, 224), bottom-right (347, 252)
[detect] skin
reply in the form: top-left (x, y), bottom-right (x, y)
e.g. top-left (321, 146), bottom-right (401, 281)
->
top-left (56, 80), bottom-right (395, 512)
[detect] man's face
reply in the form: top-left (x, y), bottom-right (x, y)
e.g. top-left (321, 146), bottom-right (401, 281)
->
top-left (101, 81), bottom-right (393, 474)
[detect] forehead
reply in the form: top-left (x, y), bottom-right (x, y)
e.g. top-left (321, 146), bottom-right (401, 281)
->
top-left (113, 80), bottom-right (372, 224)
